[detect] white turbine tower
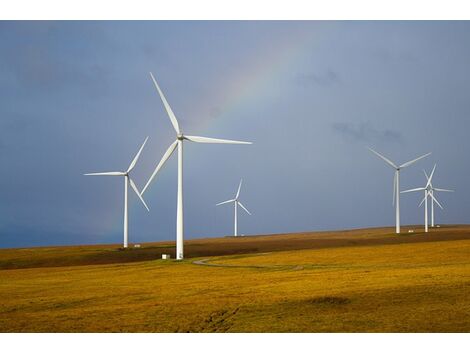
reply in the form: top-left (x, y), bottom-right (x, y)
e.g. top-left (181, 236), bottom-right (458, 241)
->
top-left (368, 148), bottom-right (431, 234)
top-left (142, 72), bottom-right (252, 260)
top-left (85, 137), bottom-right (150, 248)
top-left (422, 166), bottom-right (454, 227)
top-left (216, 179), bottom-right (251, 237)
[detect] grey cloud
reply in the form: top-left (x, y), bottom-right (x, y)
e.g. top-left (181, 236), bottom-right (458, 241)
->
top-left (332, 121), bottom-right (403, 144)
top-left (295, 69), bottom-right (339, 87)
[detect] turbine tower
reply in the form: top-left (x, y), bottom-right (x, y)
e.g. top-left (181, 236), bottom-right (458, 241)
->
top-left (418, 165), bottom-right (454, 227)
top-left (85, 137), bottom-right (150, 248)
top-left (216, 179), bottom-right (251, 237)
top-left (368, 148), bottom-right (431, 234)
top-left (142, 72), bottom-right (252, 260)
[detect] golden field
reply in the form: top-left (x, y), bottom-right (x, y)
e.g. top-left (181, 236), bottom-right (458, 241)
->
top-left (0, 226), bottom-right (469, 332)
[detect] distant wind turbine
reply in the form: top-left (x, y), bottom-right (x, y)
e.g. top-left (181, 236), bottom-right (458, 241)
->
top-left (401, 164), bottom-right (438, 233)
top-left (142, 72), bottom-right (252, 260)
top-left (402, 164), bottom-right (453, 230)
top-left (85, 137), bottom-right (150, 248)
top-left (422, 166), bottom-right (454, 227)
top-left (368, 147), bottom-right (431, 234)
top-left (216, 179), bottom-right (251, 237)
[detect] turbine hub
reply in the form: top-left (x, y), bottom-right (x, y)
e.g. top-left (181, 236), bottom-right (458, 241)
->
top-left (177, 134), bottom-right (184, 140)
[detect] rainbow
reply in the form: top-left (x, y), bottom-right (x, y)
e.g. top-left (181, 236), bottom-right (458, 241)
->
top-left (102, 23), bottom-right (331, 240)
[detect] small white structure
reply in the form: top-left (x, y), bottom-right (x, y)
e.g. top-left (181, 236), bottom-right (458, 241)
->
top-left (162, 254), bottom-right (170, 260)
top-left (408, 230), bottom-right (414, 233)
top-left (134, 244), bottom-right (141, 248)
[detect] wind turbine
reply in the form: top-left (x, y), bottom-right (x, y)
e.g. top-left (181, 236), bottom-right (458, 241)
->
top-left (142, 72), bottom-right (252, 260)
top-left (422, 166), bottom-right (454, 227)
top-left (216, 179), bottom-right (251, 237)
top-left (85, 137), bottom-right (150, 248)
top-left (401, 164), bottom-right (437, 233)
top-left (368, 148), bottom-right (431, 234)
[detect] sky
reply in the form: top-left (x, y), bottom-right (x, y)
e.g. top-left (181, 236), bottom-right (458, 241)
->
top-left (0, 21), bottom-right (469, 248)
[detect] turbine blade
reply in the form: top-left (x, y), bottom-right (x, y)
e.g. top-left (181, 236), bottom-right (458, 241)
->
top-left (425, 164), bottom-right (436, 188)
top-left (368, 147), bottom-right (397, 169)
top-left (423, 169), bottom-right (430, 181)
top-left (236, 179), bottom-right (243, 199)
top-left (142, 140), bottom-right (178, 195)
top-left (216, 199), bottom-right (235, 206)
top-left (392, 171), bottom-right (397, 206)
top-left (149, 72), bottom-right (181, 134)
top-left (184, 135), bottom-right (252, 144)
top-left (401, 187), bottom-right (426, 194)
top-left (429, 192), bottom-right (444, 209)
top-left (399, 152), bottom-right (431, 168)
top-left (238, 202), bottom-right (251, 215)
top-left (434, 188), bottom-right (454, 192)
top-left (84, 172), bottom-right (125, 176)
top-left (418, 195), bottom-right (427, 207)
top-left (129, 178), bottom-right (150, 211)
top-left (127, 136), bottom-right (149, 173)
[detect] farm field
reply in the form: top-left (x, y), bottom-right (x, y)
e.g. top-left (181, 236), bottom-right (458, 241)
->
top-left (0, 225), bottom-right (469, 332)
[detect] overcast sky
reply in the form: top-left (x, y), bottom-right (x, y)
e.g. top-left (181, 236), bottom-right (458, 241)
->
top-left (1, 21), bottom-right (469, 248)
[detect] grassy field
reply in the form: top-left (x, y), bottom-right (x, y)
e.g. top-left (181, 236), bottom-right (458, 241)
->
top-left (0, 226), bottom-right (469, 332)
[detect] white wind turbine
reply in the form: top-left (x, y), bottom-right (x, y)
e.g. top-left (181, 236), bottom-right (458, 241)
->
top-left (402, 164), bottom-right (453, 230)
top-left (422, 166), bottom-right (454, 227)
top-left (85, 137), bottom-right (150, 248)
top-left (368, 148), bottom-right (431, 234)
top-left (142, 72), bottom-right (252, 260)
top-left (216, 179), bottom-right (251, 237)
top-left (401, 164), bottom-right (438, 233)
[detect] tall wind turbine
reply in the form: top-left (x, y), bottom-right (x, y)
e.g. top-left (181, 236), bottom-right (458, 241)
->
top-left (368, 148), bottom-right (431, 234)
top-left (422, 166), bottom-right (454, 227)
top-left (142, 72), bottom-right (252, 260)
top-left (216, 179), bottom-right (251, 237)
top-left (85, 137), bottom-right (150, 248)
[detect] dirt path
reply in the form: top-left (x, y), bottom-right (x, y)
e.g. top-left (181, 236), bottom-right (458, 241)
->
top-left (192, 257), bottom-right (304, 271)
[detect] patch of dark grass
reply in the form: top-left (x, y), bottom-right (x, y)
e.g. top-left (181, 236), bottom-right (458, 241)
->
top-left (305, 296), bottom-right (351, 306)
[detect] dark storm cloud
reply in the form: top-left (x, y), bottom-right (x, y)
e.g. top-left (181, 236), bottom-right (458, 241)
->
top-left (1, 21), bottom-right (469, 248)
top-left (331, 121), bottom-right (403, 144)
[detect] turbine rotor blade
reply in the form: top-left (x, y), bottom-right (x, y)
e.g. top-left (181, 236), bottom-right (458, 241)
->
top-left (368, 147), bottom-right (397, 169)
top-left (434, 188), bottom-right (454, 192)
top-left (149, 72), bottom-right (181, 134)
top-left (393, 171), bottom-right (397, 206)
top-left (142, 140), bottom-right (178, 195)
top-left (84, 172), bottom-right (125, 176)
top-left (423, 169), bottom-right (430, 181)
top-left (425, 164), bottom-right (437, 188)
top-left (401, 187), bottom-right (426, 194)
top-left (216, 199), bottom-right (235, 206)
top-left (418, 195), bottom-right (427, 207)
top-left (184, 135), bottom-right (252, 144)
top-left (399, 152), bottom-right (431, 168)
top-left (238, 202), bottom-right (251, 215)
top-left (129, 178), bottom-right (150, 211)
top-left (429, 192), bottom-right (444, 209)
top-left (127, 136), bottom-right (149, 173)
top-left (236, 179), bottom-right (243, 199)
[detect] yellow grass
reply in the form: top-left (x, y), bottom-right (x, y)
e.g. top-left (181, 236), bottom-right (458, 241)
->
top-left (0, 235), bottom-right (469, 332)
